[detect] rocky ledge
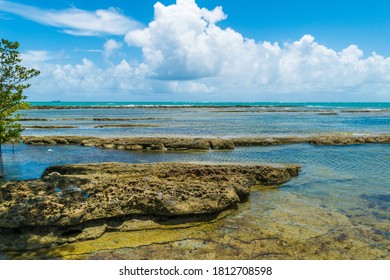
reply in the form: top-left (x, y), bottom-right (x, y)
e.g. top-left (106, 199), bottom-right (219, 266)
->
top-left (0, 162), bottom-right (299, 252)
top-left (22, 136), bottom-right (235, 150)
top-left (232, 134), bottom-right (390, 146)
top-left (21, 134), bottom-right (390, 151)
top-left (0, 162), bottom-right (300, 229)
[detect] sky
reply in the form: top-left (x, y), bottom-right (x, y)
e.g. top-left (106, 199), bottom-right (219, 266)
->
top-left (1, 0), bottom-right (390, 102)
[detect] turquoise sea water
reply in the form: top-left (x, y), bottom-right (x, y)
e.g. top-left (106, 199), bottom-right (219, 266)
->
top-left (1, 102), bottom-right (389, 259)
top-left (30, 101), bottom-right (390, 109)
top-left (20, 102), bottom-right (390, 137)
top-left (1, 142), bottom-right (389, 259)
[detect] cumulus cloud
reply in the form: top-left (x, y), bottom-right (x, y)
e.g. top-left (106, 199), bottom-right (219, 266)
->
top-left (0, 1), bottom-right (142, 36)
top-left (23, 57), bottom-right (151, 100)
top-left (168, 81), bottom-right (215, 93)
top-left (125, 0), bottom-right (232, 80)
top-left (125, 0), bottom-right (390, 97)
top-left (103, 39), bottom-right (123, 61)
top-left (17, 0), bottom-right (390, 100)
top-left (271, 35), bottom-right (390, 90)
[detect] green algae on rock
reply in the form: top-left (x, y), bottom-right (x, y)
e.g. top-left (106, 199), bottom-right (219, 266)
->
top-left (0, 162), bottom-right (300, 228)
top-left (0, 162), bottom-right (300, 252)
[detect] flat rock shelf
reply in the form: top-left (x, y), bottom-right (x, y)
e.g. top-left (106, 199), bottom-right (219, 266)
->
top-left (21, 134), bottom-right (390, 152)
top-left (0, 162), bottom-right (300, 252)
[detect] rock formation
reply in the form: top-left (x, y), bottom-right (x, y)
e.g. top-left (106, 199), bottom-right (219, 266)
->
top-left (0, 162), bottom-right (299, 251)
top-left (21, 134), bottom-right (390, 152)
top-left (22, 136), bottom-right (236, 151)
top-left (0, 162), bottom-right (300, 229)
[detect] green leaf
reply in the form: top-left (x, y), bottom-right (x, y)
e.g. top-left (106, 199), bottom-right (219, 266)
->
top-left (0, 39), bottom-right (40, 145)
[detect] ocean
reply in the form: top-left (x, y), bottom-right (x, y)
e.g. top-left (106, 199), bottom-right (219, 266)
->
top-left (20, 102), bottom-right (390, 138)
top-left (1, 102), bottom-right (389, 259)
top-left (29, 101), bottom-right (390, 108)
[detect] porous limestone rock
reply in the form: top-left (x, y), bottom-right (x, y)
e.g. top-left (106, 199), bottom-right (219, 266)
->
top-left (0, 162), bottom-right (300, 229)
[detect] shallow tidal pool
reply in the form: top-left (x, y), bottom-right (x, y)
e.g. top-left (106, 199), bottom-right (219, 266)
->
top-left (1, 143), bottom-right (389, 259)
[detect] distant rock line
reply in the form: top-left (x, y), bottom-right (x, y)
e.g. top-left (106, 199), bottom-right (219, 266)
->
top-left (20, 134), bottom-right (390, 151)
top-left (21, 136), bottom-right (235, 151)
top-left (28, 105), bottom-right (389, 113)
top-left (22, 124), bottom-right (163, 129)
top-left (20, 117), bottom-right (171, 121)
top-left (23, 126), bottom-right (78, 129)
top-left (93, 124), bottom-right (161, 128)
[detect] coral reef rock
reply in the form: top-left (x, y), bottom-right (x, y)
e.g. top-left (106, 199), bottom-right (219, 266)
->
top-left (0, 162), bottom-right (300, 229)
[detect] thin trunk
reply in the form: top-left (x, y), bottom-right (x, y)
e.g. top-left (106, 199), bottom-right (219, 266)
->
top-left (0, 158), bottom-right (3, 179)
top-left (0, 144), bottom-right (3, 178)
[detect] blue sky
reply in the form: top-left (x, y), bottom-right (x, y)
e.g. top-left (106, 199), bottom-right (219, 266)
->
top-left (1, 0), bottom-right (390, 101)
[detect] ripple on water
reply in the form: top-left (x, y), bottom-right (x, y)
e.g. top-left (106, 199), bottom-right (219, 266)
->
top-left (1, 143), bottom-right (389, 259)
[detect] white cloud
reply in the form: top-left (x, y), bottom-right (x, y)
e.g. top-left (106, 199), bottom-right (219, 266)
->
top-left (168, 81), bottom-right (215, 93)
top-left (103, 39), bottom-right (122, 61)
top-left (124, 0), bottom-right (390, 99)
top-left (86, 50), bottom-right (103, 53)
top-left (23, 57), bottom-right (151, 100)
top-left (125, 0), bottom-right (231, 80)
top-left (21, 50), bottom-right (51, 62)
top-left (0, 1), bottom-right (142, 36)
top-left (16, 0), bottom-right (390, 100)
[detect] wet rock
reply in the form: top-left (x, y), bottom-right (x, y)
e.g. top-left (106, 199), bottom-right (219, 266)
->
top-left (80, 140), bottom-right (96, 147)
top-left (232, 134), bottom-right (390, 146)
top-left (94, 124), bottom-right (160, 128)
top-left (317, 112), bottom-right (338, 116)
top-left (163, 138), bottom-right (211, 150)
top-left (102, 143), bottom-right (115, 149)
top-left (24, 126), bottom-right (77, 129)
top-left (231, 137), bottom-right (307, 146)
top-left (22, 134), bottom-right (390, 151)
top-left (51, 138), bottom-right (69, 145)
top-left (0, 162), bottom-right (300, 229)
top-left (22, 137), bottom-right (58, 145)
top-left (150, 143), bottom-right (167, 151)
top-left (209, 139), bottom-right (235, 150)
top-left (125, 145), bottom-right (144, 151)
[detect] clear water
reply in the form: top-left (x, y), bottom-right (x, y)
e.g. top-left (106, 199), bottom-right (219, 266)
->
top-left (21, 103), bottom-right (390, 137)
top-left (1, 102), bottom-right (389, 259)
top-left (29, 101), bottom-right (390, 109)
top-left (1, 143), bottom-right (389, 259)
top-left (1, 143), bottom-right (390, 193)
